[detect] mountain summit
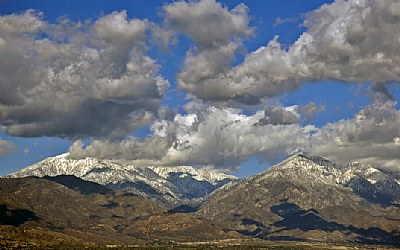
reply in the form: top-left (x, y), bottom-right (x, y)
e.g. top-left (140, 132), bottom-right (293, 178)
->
top-left (7, 153), bottom-right (236, 207)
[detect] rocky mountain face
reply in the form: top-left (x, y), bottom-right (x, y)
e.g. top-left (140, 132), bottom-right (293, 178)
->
top-left (0, 175), bottom-right (242, 247)
top-left (196, 154), bottom-right (400, 245)
top-left (7, 153), bottom-right (236, 208)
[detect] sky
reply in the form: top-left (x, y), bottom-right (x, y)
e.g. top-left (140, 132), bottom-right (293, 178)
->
top-left (0, 0), bottom-right (399, 177)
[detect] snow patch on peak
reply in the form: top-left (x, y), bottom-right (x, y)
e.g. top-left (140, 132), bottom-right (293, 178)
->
top-left (55, 152), bottom-right (70, 158)
top-left (366, 178), bottom-right (377, 185)
top-left (272, 153), bottom-right (339, 172)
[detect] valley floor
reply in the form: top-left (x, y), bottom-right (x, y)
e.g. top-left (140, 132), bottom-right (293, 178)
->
top-left (1, 226), bottom-right (398, 250)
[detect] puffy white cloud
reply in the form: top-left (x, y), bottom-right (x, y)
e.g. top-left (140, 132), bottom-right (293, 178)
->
top-left (163, 0), bottom-right (252, 47)
top-left (0, 11), bottom-right (168, 139)
top-left (174, 0), bottom-right (400, 103)
top-left (0, 9), bottom-right (46, 35)
top-left (310, 100), bottom-right (400, 171)
top-left (162, 0), bottom-right (255, 103)
top-left (150, 23), bottom-right (178, 50)
top-left (0, 139), bottom-right (16, 158)
top-left (69, 103), bottom-right (318, 169)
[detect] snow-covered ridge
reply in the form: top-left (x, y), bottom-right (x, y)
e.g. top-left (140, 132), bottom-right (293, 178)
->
top-left (7, 153), bottom-right (237, 205)
top-left (250, 153), bottom-right (400, 204)
top-left (269, 153), bottom-right (386, 183)
top-left (9, 153), bottom-right (235, 181)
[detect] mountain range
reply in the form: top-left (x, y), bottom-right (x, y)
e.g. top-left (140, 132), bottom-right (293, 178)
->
top-left (2, 153), bottom-right (400, 247)
top-left (7, 153), bottom-right (236, 208)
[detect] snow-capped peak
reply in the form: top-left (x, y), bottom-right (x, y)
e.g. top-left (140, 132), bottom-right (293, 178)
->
top-left (7, 153), bottom-right (236, 206)
top-left (255, 153), bottom-right (400, 198)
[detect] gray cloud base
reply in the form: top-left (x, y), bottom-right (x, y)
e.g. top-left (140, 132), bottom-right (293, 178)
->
top-left (312, 100), bottom-right (400, 171)
top-left (70, 100), bottom-right (400, 171)
top-left (0, 11), bottom-right (168, 139)
top-left (68, 102), bottom-right (314, 168)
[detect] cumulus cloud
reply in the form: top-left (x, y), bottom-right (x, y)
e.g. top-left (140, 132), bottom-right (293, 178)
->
top-left (0, 10), bottom-right (168, 139)
top-left (0, 139), bottom-right (16, 158)
top-left (299, 102), bottom-right (326, 120)
top-left (69, 136), bottom-right (174, 162)
top-left (161, 0), bottom-right (256, 103)
top-left (371, 83), bottom-right (394, 102)
top-left (310, 100), bottom-right (400, 171)
top-left (66, 1), bottom-right (399, 172)
top-left (70, 100), bottom-right (400, 172)
top-left (258, 102), bottom-right (325, 125)
top-left (163, 0), bottom-right (252, 47)
top-left (69, 102), bottom-right (319, 168)
top-left (274, 16), bottom-right (299, 27)
top-left (150, 23), bottom-right (178, 50)
top-left (3, 1), bottom-right (400, 173)
top-left (23, 148), bottom-right (30, 156)
top-left (173, 0), bottom-right (400, 103)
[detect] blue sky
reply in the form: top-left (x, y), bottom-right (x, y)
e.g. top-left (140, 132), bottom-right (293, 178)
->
top-left (0, 0), bottom-right (399, 177)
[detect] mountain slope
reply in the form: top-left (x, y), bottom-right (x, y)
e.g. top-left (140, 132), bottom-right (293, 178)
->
top-left (197, 154), bottom-right (400, 245)
top-left (0, 176), bottom-right (243, 246)
top-left (7, 153), bottom-right (236, 207)
top-left (0, 176), bottom-right (163, 231)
